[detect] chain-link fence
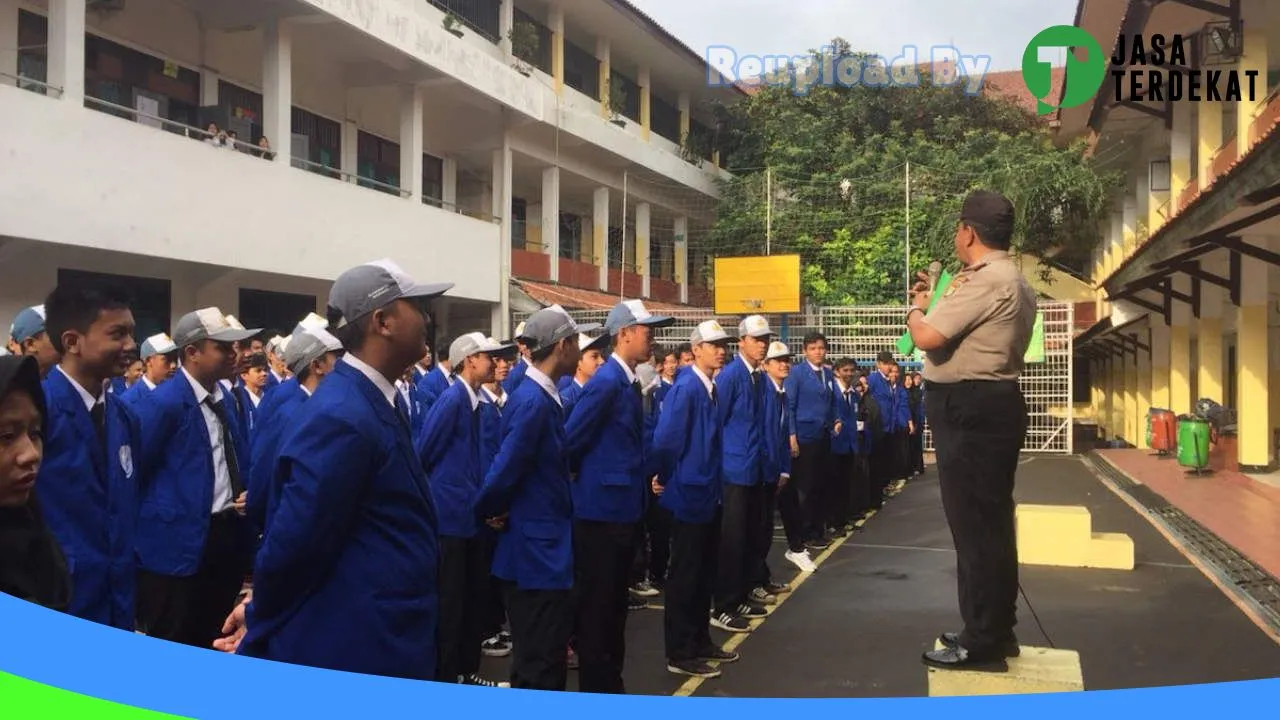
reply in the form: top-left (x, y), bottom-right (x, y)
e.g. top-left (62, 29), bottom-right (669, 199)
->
top-left (515, 302), bottom-right (1074, 454)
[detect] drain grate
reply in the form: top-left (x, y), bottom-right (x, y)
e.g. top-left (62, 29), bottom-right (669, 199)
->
top-left (1087, 453), bottom-right (1280, 634)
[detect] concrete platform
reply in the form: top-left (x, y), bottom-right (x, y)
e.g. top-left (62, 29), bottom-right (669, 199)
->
top-left (926, 641), bottom-right (1084, 697)
top-left (479, 456), bottom-right (1280, 696)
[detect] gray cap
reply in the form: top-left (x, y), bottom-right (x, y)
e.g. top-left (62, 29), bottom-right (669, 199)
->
top-left (172, 308), bottom-right (261, 348)
top-left (520, 305), bottom-right (601, 352)
top-left (285, 327), bottom-right (343, 376)
top-left (327, 258), bottom-right (453, 329)
top-left (10, 305), bottom-right (46, 343)
top-left (449, 332), bottom-right (514, 368)
top-left (737, 315), bottom-right (774, 339)
top-left (691, 319), bottom-right (731, 345)
top-left (604, 299), bottom-right (674, 335)
top-left (140, 333), bottom-right (178, 360)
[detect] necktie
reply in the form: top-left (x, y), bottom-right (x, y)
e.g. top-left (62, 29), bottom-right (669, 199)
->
top-left (751, 371), bottom-right (759, 391)
top-left (89, 399), bottom-right (106, 445)
top-left (394, 394), bottom-right (412, 430)
top-left (207, 397), bottom-right (245, 498)
top-left (632, 379), bottom-right (643, 398)
top-left (710, 383), bottom-right (718, 406)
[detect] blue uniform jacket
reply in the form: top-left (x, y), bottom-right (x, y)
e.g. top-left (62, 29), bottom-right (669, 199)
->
top-left (247, 378), bottom-right (308, 534)
top-left (475, 378), bottom-right (573, 591)
top-left (830, 381), bottom-right (862, 456)
top-left (502, 358), bottom-right (529, 394)
top-left (650, 369), bottom-right (722, 524)
top-left (559, 377), bottom-right (586, 418)
top-left (239, 361), bottom-right (439, 680)
top-left (231, 385), bottom-right (261, 437)
top-left (477, 391), bottom-right (503, 480)
top-left (416, 381), bottom-right (483, 539)
top-left (107, 377), bottom-right (128, 397)
top-left (867, 372), bottom-right (910, 432)
top-left (37, 370), bottom-right (141, 630)
top-left (133, 372), bottom-right (254, 577)
top-left (784, 363), bottom-right (838, 444)
top-left (761, 378), bottom-right (792, 483)
top-left (564, 357), bottom-right (651, 524)
top-left (718, 357), bottom-right (766, 487)
top-left (645, 379), bottom-right (672, 450)
top-left (415, 366), bottom-right (452, 409)
top-left (121, 378), bottom-right (156, 408)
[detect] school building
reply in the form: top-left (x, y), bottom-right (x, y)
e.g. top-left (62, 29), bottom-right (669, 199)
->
top-left (0, 0), bottom-right (737, 341)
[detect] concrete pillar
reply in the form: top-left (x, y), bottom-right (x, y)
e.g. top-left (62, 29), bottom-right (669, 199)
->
top-left (492, 131), bottom-right (513, 339)
top-left (1136, 335), bottom-right (1152, 449)
top-left (1121, 200), bottom-right (1136, 260)
top-left (442, 158), bottom-right (458, 210)
top-left (1150, 321), bottom-right (1171, 411)
top-left (1110, 349), bottom-right (1124, 442)
top-left (596, 38), bottom-right (611, 115)
top-left (1098, 354), bottom-right (1111, 439)
top-left (263, 19), bottom-right (293, 165)
top-left (678, 92), bottom-right (691, 144)
top-left (1237, 28), bottom-right (1268, 155)
top-left (542, 166), bottom-right (561, 281)
top-left (548, 5), bottom-right (564, 95)
top-left (498, 0), bottom-right (514, 58)
top-left (674, 216), bottom-right (689, 304)
top-left (47, 0), bottom-right (86, 103)
top-left (593, 187), bottom-right (609, 290)
top-left (636, 203), bottom-right (651, 297)
top-left (1197, 101), bottom-right (1222, 188)
top-left (399, 84), bottom-right (424, 201)
top-left (0, 0), bottom-right (16, 87)
top-left (1237, 237), bottom-right (1271, 470)
top-left (341, 118), bottom-right (359, 180)
top-left (639, 66), bottom-right (651, 142)
top-left (1169, 275), bottom-right (1192, 414)
top-left (1123, 342), bottom-right (1138, 445)
top-left (1145, 160), bottom-right (1167, 236)
top-left (1170, 101), bottom-right (1192, 214)
top-left (1197, 283), bottom-right (1225, 404)
top-left (1134, 171), bottom-right (1151, 251)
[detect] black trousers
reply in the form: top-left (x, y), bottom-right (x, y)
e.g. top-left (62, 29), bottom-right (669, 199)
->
top-left (630, 491), bottom-right (671, 587)
top-left (715, 483), bottom-right (764, 614)
top-left (869, 435), bottom-right (894, 508)
top-left (910, 430), bottom-right (926, 474)
top-left (573, 520), bottom-right (636, 694)
top-left (825, 452), bottom-right (855, 529)
top-left (927, 380), bottom-right (1028, 652)
top-left (752, 483), bottom-right (778, 588)
top-left (665, 515), bottom-right (719, 662)
top-left (436, 535), bottom-right (491, 681)
top-left (504, 582), bottom-right (574, 690)
top-left (849, 453), bottom-right (872, 520)
top-left (792, 438), bottom-right (830, 542)
top-left (137, 510), bottom-right (251, 649)
top-left (477, 529), bottom-right (506, 638)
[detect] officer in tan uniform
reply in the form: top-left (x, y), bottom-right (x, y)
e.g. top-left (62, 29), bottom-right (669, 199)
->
top-left (905, 189), bottom-right (1037, 673)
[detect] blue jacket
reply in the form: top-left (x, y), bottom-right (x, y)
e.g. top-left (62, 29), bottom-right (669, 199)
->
top-left (133, 371), bottom-right (254, 577)
top-left (107, 377), bottom-right (128, 397)
top-left (397, 381), bottom-right (429, 439)
top-left (415, 366), bottom-right (452, 409)
top-left (867, 371), bottom-right (910, 432)
top-left (247, 378), bottom-right (309, 535)
top-left (718, 357), bottom-right (766, 487)
top-left (121, 378), bottom-right (157, 408)
top-left (559, 377), bottom-right (586, 419)
top-left (564, 357), bottom-right (650, 524)
top-left (477, 390), bottom-right (504, 480)
top-left (761, 377), bottom-right (792, 484)
top-left (265, 371), bottom-right (284, 394)
top-left (231, 385), bottom-right (262, 438)
top-left (37, 369), bottom-right (141, 630)
top-left (651, 368), bottom-right (722, 524)
top-left (830, 380), bottom-right (862, 456)
top-left (784, 363), bottom-right (838, 444)
top-left (645, 379), bottom-right (673, 450)
top-left (475, 377), bottom-right (573, 591)
top-left (416, 381), bottom-right (483, 539)
top-left (502, 357), bottom-right (529, 394)
top-left (239, 360), bottom-right (439, 681)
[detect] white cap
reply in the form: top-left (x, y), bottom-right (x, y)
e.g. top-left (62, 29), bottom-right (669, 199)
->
top-left (449, 332), bottom-right (515, 368)
top-left (738, 315), bottom-right (774, 339)
top-left (578, 332), bottom-right (610, 353)
top-left (514, 321), bottom-right (527, 339)
top-left (266, 335), bottom-right (288, 354)
top-left (765, 341), bottom-right (791, 361)
top-left (284, 327), bottom-right (343, 376)
top-left (297, 312), bottom-right (328, 333)
top-left (224, 314), bottom-right (247, 331)
top-left (691, 320), bottom-right (731, 345)
top-left (140, 333), bottom-right (179, 359)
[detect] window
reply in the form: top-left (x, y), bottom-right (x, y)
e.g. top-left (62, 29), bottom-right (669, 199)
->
top-left (238, 289), bottom-right (317, 337)
top-left (564, 41), bottom-right (599, 99)
top-left (513, 10), bottom-right (552, 75)
top-left (57, 268), bottom-right (171, 343)
top-left (423, 153), bottom-right (445, 207)
top-left (609, 70), bottom-right (640, 122)
top-left (512, 197), bottom-right (528, 249)
top-left (428, 0), bottom-right (500, 42)
top-left (357, 131), bottom-right (401, 195)
top-left (652, 93), bottom-right (681, 143)
top-left (559, 212), bottom-right (583, 260)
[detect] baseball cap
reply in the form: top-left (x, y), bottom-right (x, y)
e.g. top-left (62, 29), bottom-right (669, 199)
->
top-left (449, 332), bottom-right (514, 368)
top-left (297, 312), bottom-right (328, 333)
top-left (172, 308), bottom-right (262, 348)
top-left (265, 335), bottom-right (287, 354)
top-left (285, 327), bottom-right (343, 376)
top-left (691, 320), bottom-right (731, 345)
top-left (604, 299), bottom-right (674, 335)
top-left (327, 259), bottom-right (453, 329)
top-left (578, 333), bottom-right (610, 353)
top-left (10, 305), bottom-right (47, 343)
top-left (738, 315), bottom-right (774, 339)
top-left (139, 333), bottom-right (178, 360)
top-left (514, 321), bottom-right (527, 340)
top-left (520, 305), bottom-right (601, 352)
top-left (765, 341), bottom-right (792, 361)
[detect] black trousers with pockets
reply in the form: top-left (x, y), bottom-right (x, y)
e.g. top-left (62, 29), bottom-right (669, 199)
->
top-left (504, 583), bottom-right (574, 690)
top-left (436, 534), bottom-right (491, 681)
top-left (573, 520), bottom-right (636, 694)
top-left (793, 439), bottom-right (830, 542)
top-left (665, 515), bottom-right (719, 663)
top-left (715, 483), bottom-right (762, 614)
top-left (752, 483), bottom-right (778, 588)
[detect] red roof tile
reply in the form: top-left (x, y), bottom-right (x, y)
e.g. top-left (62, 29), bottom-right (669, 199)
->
top-left (514, 280), bottom-right (701, 312)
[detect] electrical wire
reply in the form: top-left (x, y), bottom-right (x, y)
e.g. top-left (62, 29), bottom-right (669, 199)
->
top-left (1017, 581), bottom-right (1056, 649)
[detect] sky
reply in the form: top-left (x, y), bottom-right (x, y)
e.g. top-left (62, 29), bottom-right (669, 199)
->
top-left (627, 0), bottom-right (1079, 74)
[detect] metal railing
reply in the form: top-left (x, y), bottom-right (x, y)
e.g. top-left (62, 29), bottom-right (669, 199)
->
top-left (0, 70), bottom-right (63, 97)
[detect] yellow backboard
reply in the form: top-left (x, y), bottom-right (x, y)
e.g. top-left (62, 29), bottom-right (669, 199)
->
top-left (713, 255), bottom-right (802, 315)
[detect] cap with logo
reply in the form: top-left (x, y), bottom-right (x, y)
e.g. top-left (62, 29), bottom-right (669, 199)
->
top-left (520, 305), bottom-right (601, 352)
top-left (738, 315), bottom-right (774, 339)
top-left (285, 327), bottom-right (343, 376)
top-left (604, 299), bottom-right (674, 335)
top-left (140, 333), bottom-right (179, 360)
top-left (10, 305), bottom-right (47, 344)
top-left (327, 259), bottom-right (454, 329)
top-left (691, 320), bottom-right (731, 345)
top-left (578, 332), bottom-right (611, 353)
top-left (449, 332), bottom-right (515, 368)
top-left (172, 308), bottom-right (263, 348)
top-left (765, 341), bottom-right (792, 361)
top-left (514, 321), bottom-right (527, 340)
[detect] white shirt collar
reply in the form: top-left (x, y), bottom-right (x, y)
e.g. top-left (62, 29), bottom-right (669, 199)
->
top-left (142, 376), bottom-right (157, 391)
top-left (56, 366), bottom-right (101, 411)
top-left (341, 354), bottom-right (398, 407)
top-left (481, 385), bottom-right (505, 407)
top-left (690, 364), bottom-right (715, 399)
top-left (524, 365), bottom-right (562, 407)
top-left (459, 378), bottom-right (480, 411)
top-left (181, 366), bottom-right (222, 405)
top-left (301, 384), bottom-right (313, 397)
top-left (808, 361), bottom-right (823, 373)
top-left (739, 354), bottom-right (759, 374)
top-left (610, 354), bottom-right (636, 384)
top-left (836, 378), bottom-right (852, 393)
top-left (271, 369), bottom-right (284, 383)
top-left (770, 375), bottom-right (785, 393)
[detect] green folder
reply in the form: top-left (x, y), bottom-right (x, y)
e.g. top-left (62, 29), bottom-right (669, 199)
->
top-left (896, 269), bottom-right (955, 356)
top-left (1023, 312), bottom-right (1045, 363)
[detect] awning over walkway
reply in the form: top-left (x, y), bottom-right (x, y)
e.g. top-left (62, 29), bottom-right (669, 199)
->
top-left (512, 279), bottom-right (698, 312)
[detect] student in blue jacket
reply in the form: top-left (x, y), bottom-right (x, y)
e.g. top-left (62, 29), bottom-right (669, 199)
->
top-left (232, 352), bottom-right (270, 437)
top-left (9, 305), bottom-right (61, 379)
top-left (123, 333), bottom-right (178, 406)
top-left (756, 341), bottom-right (795, 599)
top-left (477, 340), bottom-right (516, 660)
top-left (233, 259), bottom-right (453, 678)
top-left (501, 322), bottom-right (531, 394)
top-left (563, 299), bottom-right (671, 694)
top-left (867, 352), bottom-right (912, 504)
top-left (712, 315), bottom-right (775, 633)
top-left (782, 332), bottom-right (840, 569)
top-left (245, 327), bottom-right (343, 536)
top-left (828, 358), bottom-right (863, 534)
top-left (416, 332), bottom-right (513, 688)
top-left (651, 319), bottom-right (737, 680)
top-left (416, 346), bottom-right (453, 409)
top-left (133, 307), bottom-right (260, 648)
top-left (36, 282), bottom-right (140, 630)
top-left (558, 332), bottom-right (609, 417)
top-left (263, 334), bottom-right (289, 393)
top-left (475, 305), bottom-right (598, 691)
top-left (632, 346), bottom-right (678, 596)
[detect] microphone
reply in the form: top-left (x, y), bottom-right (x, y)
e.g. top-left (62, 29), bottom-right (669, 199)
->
top-left (927, 261), bottom-right (942, 293)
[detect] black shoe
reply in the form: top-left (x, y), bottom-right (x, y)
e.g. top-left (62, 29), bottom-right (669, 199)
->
top-left (921, 645), bottom-right (1008, 672)
top-left (628, 595), bottom-right (647, 611)
top-left (939, 632), bottom-right (1020, 658)
top-left (805, 538), bottom-right (830, 551)
top-left (668, 659), bottom-right (722, 678)
top-left (736, 602), bottom-right (768, 619)
top-left (697, 646), bottom-right (740, 663)
top-left (763, 581), bottom-right (792, 595)
top-left (709, 612), bottom-right (752, 633)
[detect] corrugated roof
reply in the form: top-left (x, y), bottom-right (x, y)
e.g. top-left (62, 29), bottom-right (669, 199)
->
top-left (514, 279), bottom-right (701, 311)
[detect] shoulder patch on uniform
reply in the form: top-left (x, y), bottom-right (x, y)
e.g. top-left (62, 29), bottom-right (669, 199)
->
top-left (119, 445), bottom-right (134, 478)
top-left (943, 275), bottom-right (971, 297)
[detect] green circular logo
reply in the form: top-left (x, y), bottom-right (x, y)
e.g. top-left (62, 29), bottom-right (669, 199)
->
top-left (1022, 26), bottom-right (1107, 115)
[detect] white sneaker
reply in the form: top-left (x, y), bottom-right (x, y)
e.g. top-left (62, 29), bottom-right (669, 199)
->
top-left (785, 549), bottom-right (817, 573)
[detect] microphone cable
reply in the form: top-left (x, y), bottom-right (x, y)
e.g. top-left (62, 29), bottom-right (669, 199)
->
top-left (1017, 580), bottom-right (1055, 649)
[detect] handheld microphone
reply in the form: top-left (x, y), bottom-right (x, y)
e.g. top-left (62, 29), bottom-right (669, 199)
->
top-left (927, 261), bottom-right (942, 293)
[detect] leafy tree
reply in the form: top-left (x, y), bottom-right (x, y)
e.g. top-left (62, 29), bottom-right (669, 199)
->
top-left (704, 39), bottom-right (1121, 306)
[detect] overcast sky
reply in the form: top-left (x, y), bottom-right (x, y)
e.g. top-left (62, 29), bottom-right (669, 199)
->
top-left (628, 0), bottom-right (1079, 74)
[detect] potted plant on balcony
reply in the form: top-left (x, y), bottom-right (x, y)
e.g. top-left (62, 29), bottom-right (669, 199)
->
top-left (603, 79), bottom-right (627, 127)
top-left (442, 12), bottom-right (464, 38)
top-left (509, 20), bottom-right (539, 77)
top-left (679, 130), bottom-right (711, 167)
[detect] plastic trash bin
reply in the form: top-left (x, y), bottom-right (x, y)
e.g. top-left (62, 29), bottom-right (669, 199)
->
top-left (1176, 416), bottom-right (1212, 473)
top-left (1148, 408), bottom-right (1177, 455)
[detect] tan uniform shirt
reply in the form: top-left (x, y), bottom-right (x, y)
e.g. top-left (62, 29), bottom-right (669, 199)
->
top-left (921, 251), bottom-right (1037, 383)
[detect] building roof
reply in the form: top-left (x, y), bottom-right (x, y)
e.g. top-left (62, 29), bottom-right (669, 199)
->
top-left (514, 279), bottom-right (699, 312)
top-left (606, 0), bottom-right (749, 97)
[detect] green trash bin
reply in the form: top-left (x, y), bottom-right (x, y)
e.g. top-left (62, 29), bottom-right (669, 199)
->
top-left (1176, 416), bottom-right (1212, 473)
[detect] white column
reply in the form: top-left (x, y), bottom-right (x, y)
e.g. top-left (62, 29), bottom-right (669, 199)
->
top-left (198, 25), bottom-right (219, 107)
top-left (263, 18), bottom-right (293, 165)
top-left (399, 84), bottom-right (424, 201)
top-left (341, 118), bottom-right (359, 179)
top-left (442, 158), bottom-right (459, 211)
top-left (674, 216), bottom-right (689, 304)
top-left (499, 0), bottom-right (515, 58)
top-left (596, 37), bottom-right (611, 116)
top-left (593, 187), bottom-right (610, 291)
top-left (637, 202), bottom-right (651, 297)
top-left (1, 0), bottom-right (20, 87)
top-left (542, 166), bottom-right (561, 281)
top-left (493, 131), bottom-right (514, 338)
top-left (47, 0), bottom-right (86, 103)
